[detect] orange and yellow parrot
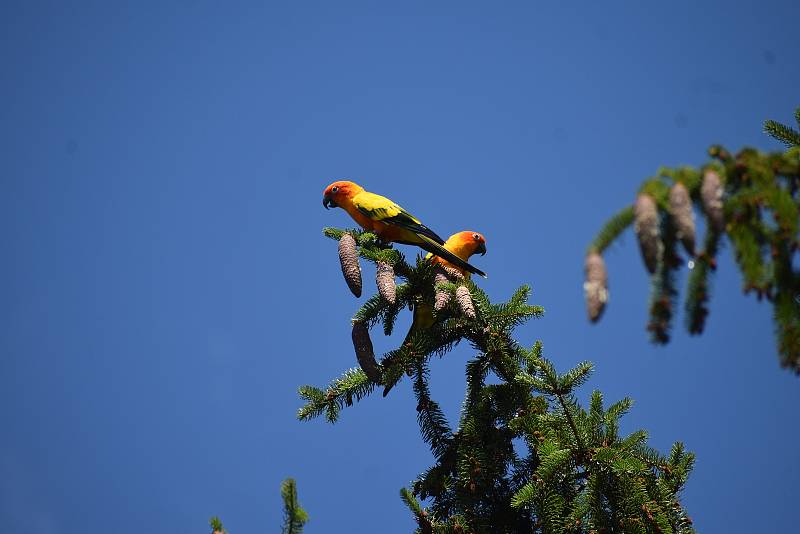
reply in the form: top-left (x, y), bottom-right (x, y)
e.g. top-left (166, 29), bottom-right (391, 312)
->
top-left (426, 231), bottom-right (487, 278)
top-left (382, 231), bottom-right (488, 396)
top-left (322, 180), bottom-right (487, 278)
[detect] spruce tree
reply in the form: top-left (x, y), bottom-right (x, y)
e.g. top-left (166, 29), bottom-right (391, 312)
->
top-left (298, 228), bottom-right (695, 533)
top-left (584, 122), bottom-right (800, 371)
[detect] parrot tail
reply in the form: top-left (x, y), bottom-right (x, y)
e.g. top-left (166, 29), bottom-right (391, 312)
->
top-left (417, 235), bottom-right (487, 278)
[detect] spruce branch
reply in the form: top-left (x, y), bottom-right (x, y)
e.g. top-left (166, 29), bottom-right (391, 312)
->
top-left (413, 362), bottom-right (454, 459)
top-left (764, 119), bottom-right (800, 148)
top-left (557, 393), bottom-right (585, 453)
top-left (209, 516), bottom-right (226, 534)
top-left (647, 212), bottom-right (681, 344)
top-left (585, 125), bottom-right (800, 371)
top-left (589, 205), bottom-right (635, 254)
top-left (463, 354), bottom-right (491, 410)
top-left (324, 226), bottom-right (413, 276)
top-left (297, 368), bottom-right (376, 423)
top-left (685, 221), bottom-right (722, 335)
top-left (281, 478), bottom-right (309, 534)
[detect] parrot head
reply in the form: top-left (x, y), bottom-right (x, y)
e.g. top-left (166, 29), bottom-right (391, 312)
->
top-left (449, 231), bottom-right (487, 257)
top-left (323, 180), bottom-right (363, 209)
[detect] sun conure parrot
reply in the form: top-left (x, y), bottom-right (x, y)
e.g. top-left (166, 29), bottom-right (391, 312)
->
top-left (382, 230), bottom-right (487, 396)
top-left (426, 231), bottom-right (487, 278)
top-left (322, 180), bottom-right (487, 278)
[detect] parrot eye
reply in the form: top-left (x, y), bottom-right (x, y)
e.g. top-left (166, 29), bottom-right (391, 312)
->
top-left (331, 186), bottom-right (339, 194)
top-left (473, 233), bottom-right (480, 241)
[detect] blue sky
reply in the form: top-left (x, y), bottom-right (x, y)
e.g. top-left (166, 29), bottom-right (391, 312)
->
top-left (2, 2), bottom-right (799, 533)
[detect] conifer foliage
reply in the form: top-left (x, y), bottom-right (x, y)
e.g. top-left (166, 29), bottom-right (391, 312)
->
top-left (209, 516), bottom-right (227, 534)
top-left (281, 478), bottom-right (309, 534)
top-left (207, 478), bottom-right (308, 534)
top-left (764, 106), bottom-right (800, 148)
top-left (585, 136), bottom-right (800, 371)
top-left (298, 228), bottom-right (695, 533)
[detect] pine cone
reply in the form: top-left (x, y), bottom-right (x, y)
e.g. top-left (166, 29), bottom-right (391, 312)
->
top-left (456, 285), bottom-right (476, 318)
top-left (669, 182), bottom-right (696, 256)
top-left (634, 193), bottom-right (661, 274)
top-left (440, 265), bottom-right (464, 280)
top-left (584, 252), bottom-right (608, 322)
top-left (376, 261), bottom-right (396, 304)
top-left (701, 169), bottom-right (724, 232)
top-left (338, 233), bottom-right (362, 297)
top-left (352, 321), bottom-right (381, 382)
top-left (433, 269), bottom-right (452, 311)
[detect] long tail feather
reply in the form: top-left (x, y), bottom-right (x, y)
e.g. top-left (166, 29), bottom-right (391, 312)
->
top-left (417, 235), bottom-right (487, 278)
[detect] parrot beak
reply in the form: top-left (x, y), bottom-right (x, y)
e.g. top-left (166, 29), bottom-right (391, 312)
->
top-left (323, 195), bottom-right (337, 209)
top-left (476, 242), bottom-right (487, 256)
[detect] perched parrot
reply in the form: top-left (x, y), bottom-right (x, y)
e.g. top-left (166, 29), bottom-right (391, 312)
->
top-left (426, 231), bottom-right (487, 279)
top-left (382, 231), bottom-right (487, 396)
top-left (322, 180), bottom-right (487, 278)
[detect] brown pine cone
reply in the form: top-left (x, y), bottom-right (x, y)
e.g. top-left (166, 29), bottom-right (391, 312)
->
top-left (338, 233), bottom-right (362, 297)
top-left (376, 261), bottom-right (396, 304)
top-left (669, 182), bottom-right (696, 256)
top-left (584, 252), bottom-right (608, 322)
top-left (440, 265), bottom-right (464, 280)
top-left (433, 269), bottom-right (452, 311)
top-left (634, 193), bottom-right (661, 274)
top-left (701, 169), bottom-right (724, 232)
top-left (351, 321), bottom-right (381, 382)
top-left (455, 285), bottom-right (476, 318)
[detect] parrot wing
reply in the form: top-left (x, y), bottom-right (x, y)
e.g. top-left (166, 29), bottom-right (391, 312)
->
top-left (352, 191), bottom-right (445, 244)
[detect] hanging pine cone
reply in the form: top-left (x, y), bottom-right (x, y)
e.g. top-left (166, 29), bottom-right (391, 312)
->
top-left (440, 265), bottom-right (464, 280)
top-left (338, 233), bottom-right (362, 297)
top-left (456, 285), bottom-right (476, 318)
top-left (584, 251), bottom-right (608, 322)
top-left (634, 193), bottom-right (661, 274)
top-left (433, 269), bottom-right (452, 311)
top-left (669, 182), bottom-right (696, 256)
top-left (376, 261), bottom-right (396, 304)
top-left (352, 321), bottom-right (381, 382)
top-left (701, 169), bottom-right (725, 232)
